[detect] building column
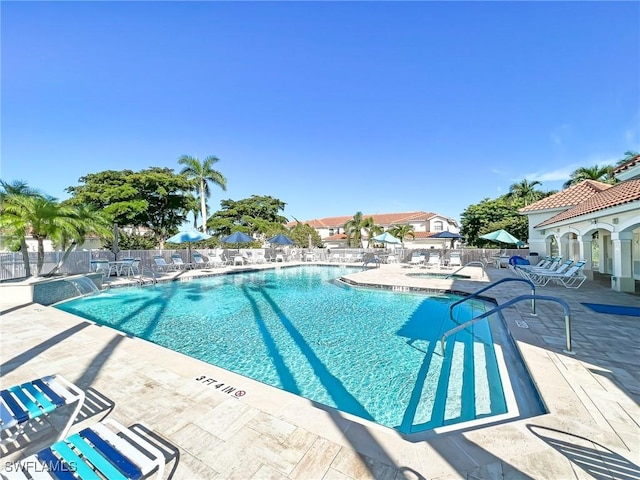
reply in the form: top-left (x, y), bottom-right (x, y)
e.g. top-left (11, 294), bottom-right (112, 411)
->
top-left (559, 235), bottom-right (570, 261)
top-left (579, 236), bottom-right (594, 280)
top-left (611, 232), bottom-right (634, 292)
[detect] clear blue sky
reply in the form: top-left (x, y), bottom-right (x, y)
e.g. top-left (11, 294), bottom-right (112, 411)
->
top-left (2, 1), bottom-right (639, 224)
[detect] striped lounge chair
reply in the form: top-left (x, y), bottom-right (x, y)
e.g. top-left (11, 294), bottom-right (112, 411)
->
top-left (1, 375), bottom-right (85, 445)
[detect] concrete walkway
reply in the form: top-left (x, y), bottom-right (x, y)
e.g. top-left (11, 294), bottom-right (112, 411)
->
top-left (1, 262), bottom-right (638, 479)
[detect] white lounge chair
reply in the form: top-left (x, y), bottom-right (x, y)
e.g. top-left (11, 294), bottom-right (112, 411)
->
top-left (152, 255), bottom-right (177, 272)
top-left (424, 252), bottom-right (441, 269)
top-left (448, 252), bottom-right (462, 268)
top-left (407, 253), bottom-right (425, 267)
top-left (170, 253), bottom-right (195, 270)
top-left (521, 261), bottom-right (586, 287)
top-left (119, 258), bottom-right (141, 276)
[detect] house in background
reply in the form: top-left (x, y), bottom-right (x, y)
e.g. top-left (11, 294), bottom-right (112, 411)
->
top-left (287, 211), bottom-right (460, 249)
top-left (519, 155), bottom-right (640, 293)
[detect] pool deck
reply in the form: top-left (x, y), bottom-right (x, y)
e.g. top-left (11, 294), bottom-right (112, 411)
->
top-left (1, 262), bottom-right (639, 479)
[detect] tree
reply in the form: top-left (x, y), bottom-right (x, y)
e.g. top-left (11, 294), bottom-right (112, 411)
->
top-left (289, 222), bottom-right (322, 248)
top-left (343, 211), bottom-right (372, 248)
top-left (460, 197), bottom-right (520, 247)
top-left (1, 195), bottom-right (82, 276)
top-left (178, 155), bottom-right (227, 232)
top-left (563, 164), bottom-right (616, 189)
top-left (362, 217), bottom-right (382, 248)
top-left (616, 150), bottom-right (639, 166)
top-left (0, 180), bottom-right (45, 276)
top-left (66, 167), bottom-right (193, 245)
top-left (207, 195), bottom-right (288, 238)
top-left (506, 179), bottom-right (544, 206)
top-left (47, 204), bottom-right (111, 276)
top-left (388, 224), bottom-right (415, 247)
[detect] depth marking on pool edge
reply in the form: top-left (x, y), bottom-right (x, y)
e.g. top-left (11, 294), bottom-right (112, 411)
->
top-left (195, 375), bottom-right (247, 398)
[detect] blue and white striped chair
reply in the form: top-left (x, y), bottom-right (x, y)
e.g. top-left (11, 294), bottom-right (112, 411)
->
top-left (2, 419), bottom-right (165, 480)
top-left (1, 375), bottom-right (85, 445)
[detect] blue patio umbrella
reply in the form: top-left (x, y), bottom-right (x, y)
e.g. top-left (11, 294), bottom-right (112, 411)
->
top-left (371, 232), bottom-right (402, 245)
top-left (430, 231), bottom-right (463, 240)
top-left (166, 230), bottom-right (212, 262)
top-left (431, 231), bottom-right (464, 248)
top-left (223, 231), bottom-right (254, 244)
top-left (268, 234), bottom-right (294, 245)
top-left (479, 229), bottom-right (524, 247)
top-left (166, 230), bottom-right (212, 244)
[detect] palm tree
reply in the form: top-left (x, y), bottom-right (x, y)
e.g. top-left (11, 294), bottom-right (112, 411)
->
top-left (616, 150), bottom-right (639, 166)
top-left (178, 155), bottom-right (227, 232)
top-left (47, 204), bottom-right (111, 276)
top-left (362, 217), bottom-right (382, 248)
top-left (343, 212), bottom-right (366, 248)
top-left (563, 164), bottom-right (617, 189)
top-left (388, 224), bottom-right (415, 247)
top-left (507, 179), bottom-right (543, 206)
top-left (1, 195), bottom-right (83, 276)
top-left (0, 180), bottom-right (46, 276)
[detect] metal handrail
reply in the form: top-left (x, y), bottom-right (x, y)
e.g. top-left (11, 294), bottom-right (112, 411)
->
top-left (441, 294), bottom-right (574, 355)
top-left (445, 261), bottom-right (486, 279)
top-left (449, 277), bottom-right (537, 319)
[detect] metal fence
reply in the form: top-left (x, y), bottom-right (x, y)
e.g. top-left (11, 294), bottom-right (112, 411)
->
top-left (0, 247), bottom-right (530, 282)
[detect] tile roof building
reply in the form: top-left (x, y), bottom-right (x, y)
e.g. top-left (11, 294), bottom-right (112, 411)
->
top-left (287, 211), bottom-right (460, 247)
top-left (519, 155), bottom-right (640, 292)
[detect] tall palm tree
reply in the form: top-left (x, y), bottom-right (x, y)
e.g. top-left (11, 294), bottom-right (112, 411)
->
top-left (178, 155), bottom-right (227, 232)
top-left (563, 164), bottom-right (617, 189)
top-left (507, 179), bottom-right (543, 206)
top-left (388, 224), bottom-right (415, 248)
top-left (343, 211), bottom-right (367, 248)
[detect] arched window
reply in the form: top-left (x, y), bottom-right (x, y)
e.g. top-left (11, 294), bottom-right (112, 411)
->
top-left (433, 220), bottom-right (444, 232)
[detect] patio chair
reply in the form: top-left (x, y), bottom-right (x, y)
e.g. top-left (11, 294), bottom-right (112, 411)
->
top-left (191, 253), bottom-right (207, 268)
top-left (521, 261), bottom-right (586, 287)
top-left (207, 252), bottom-right (226, 267)
top-left (93, 260), bottom-right (116, 279)
top-left (170, 254), bottom-right (194, 270)
top-left (152, 255), bottom-right (176, 272)
top-left (119, 258), bottom-right (141, 277)
top-left (3, 418), bottom-right (165, 480)
top-left (407, 253), bottom-right (425, 267)
top-left (448, 252), bottom-right (462, 268)
top-left (1, 374), bottom-right (85, 445)
top-left (423, 252), bottom-right (441, 269)
top-left (517, 258), bottom-right (571, 279)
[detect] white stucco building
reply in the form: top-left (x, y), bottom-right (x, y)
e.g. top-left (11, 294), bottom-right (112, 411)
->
top-left (519, 155), bottom-right (640, 293)
top-left (287, 211), bottom-right (460, 248)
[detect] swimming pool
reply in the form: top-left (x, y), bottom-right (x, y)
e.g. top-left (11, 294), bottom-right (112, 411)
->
top-left (56, 265), bottom-right (527, 434)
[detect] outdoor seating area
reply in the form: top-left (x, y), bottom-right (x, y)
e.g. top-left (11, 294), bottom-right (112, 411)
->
top-left (1, 374), bottom-right (165, 480)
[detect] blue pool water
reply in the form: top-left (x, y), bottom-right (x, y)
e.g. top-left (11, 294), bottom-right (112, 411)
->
top-left (56, 265), bottom-right (508, 433)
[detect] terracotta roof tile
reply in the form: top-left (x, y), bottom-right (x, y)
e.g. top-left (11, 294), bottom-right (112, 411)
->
top-left (613, 154), bottom-right (640, 174)
top-left (322, 233), bottom-right (347, 241)
top-left (536, 179), bottom-right (640, 226)
top-left (286, 211), bottom-right (437, 228)
top-left (519, 180), bottom-right (612, 213)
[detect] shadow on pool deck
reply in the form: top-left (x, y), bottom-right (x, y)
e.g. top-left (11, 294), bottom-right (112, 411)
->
top-left (1, 263), bottom-right (638, 478)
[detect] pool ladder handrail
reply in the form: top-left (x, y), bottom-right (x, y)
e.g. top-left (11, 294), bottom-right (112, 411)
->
top-left (137, 266), bottom-right (157, 285)
top-left (449, 277), bottom-right (538, 319)
top-left (445, 261), bottom-right (487, 279)
top-left (441, 294), bottom-right (574, 356)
